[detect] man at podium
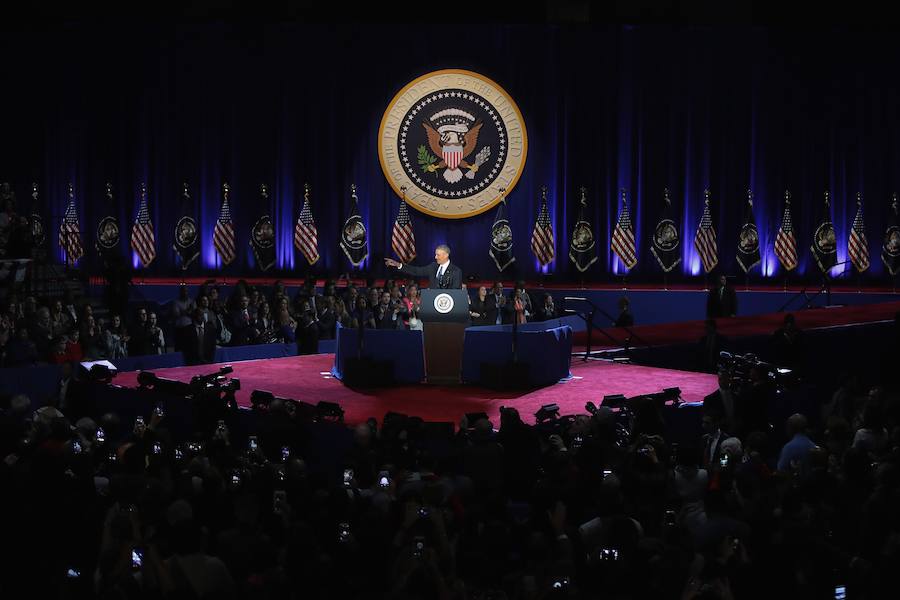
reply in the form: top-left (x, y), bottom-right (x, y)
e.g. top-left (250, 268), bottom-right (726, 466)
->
top-left (384, 244), bottom-right (462, 289)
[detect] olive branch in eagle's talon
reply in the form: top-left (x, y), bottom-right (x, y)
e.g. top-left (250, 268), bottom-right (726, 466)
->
top-left (417, 145), bottom-right (440, 175)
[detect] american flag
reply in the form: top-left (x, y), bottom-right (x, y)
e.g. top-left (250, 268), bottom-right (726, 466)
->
top-left (611, 189), bottom-right (637, 269)
top-left (775, 191), bottom-right (798, 271)
top-left (130, 184), bottom-right (156, 267)
top-left (214, 183), bottom-right (236, 265)
top-left (58, 185), bottom-right (84, 263)
top-left (391, 189), bottom-right (417, 264)
top-left (848, 194), bottom-right (870, 272)
top-left (693, 190), bottom-right (718, 273)
top-left (530, 186), bottom-right (554, 266)
top-left (294, 183), bottom-right (319, 265)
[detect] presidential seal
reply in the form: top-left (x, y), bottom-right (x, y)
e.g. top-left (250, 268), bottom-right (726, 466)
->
top-left (252, 216), bottom-right (275, 248)
top-left (814, 222), bottom-right (837, 255)
top-left (379, 69), bottom-right (527, 219)
top-left (491, 219), bottom-right (512, 258)
top-left (739, 223), bottom-right (759, 253)
top-left (653, 220), bottom-right (679, 255)
top-left (96, 217), bottom-right (120, 251)
top-left (30, 214), bottom-right (45, 246)
top-left (434, 293), bottom-right (454, 314)
top-left (884, 226), bottom-right (900, 260)
top-left (175, 216), bottom-right (198, 249)
top-left (572, 221), bottom-right (595, 254)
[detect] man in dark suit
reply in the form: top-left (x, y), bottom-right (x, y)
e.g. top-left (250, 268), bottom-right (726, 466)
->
top-left (184, 309), bottom-right (217, 365)
top-left (317, 296), bottom-right (337, 339)
top-left (707, 275), bottom-right (738, 318)
top-left (484, 281), bottom-right (512, 325)
top-left (229, 295), bottom-right (259, 345)
top-left (384, 244), bottom-right (462, 289)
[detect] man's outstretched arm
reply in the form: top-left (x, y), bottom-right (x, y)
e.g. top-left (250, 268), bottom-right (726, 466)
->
top-left (384, 257), bottom-right (430, 277)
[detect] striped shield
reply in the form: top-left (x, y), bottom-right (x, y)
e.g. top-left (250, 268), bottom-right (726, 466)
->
top-left (442, 145), bottom-right (463, 170)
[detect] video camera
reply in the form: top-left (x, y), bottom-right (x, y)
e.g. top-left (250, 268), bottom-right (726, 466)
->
top-left (718, 351), bottom-right (797, 390)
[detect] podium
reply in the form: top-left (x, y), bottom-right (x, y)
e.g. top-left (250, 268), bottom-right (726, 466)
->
top-left (419, 289), bottom-right (469, 384)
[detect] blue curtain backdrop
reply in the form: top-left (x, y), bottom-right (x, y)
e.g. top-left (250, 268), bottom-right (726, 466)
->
top-left (2, 23), bottom-right (900, 282)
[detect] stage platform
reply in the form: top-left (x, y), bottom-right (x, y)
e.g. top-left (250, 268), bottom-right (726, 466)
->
top-left (577, 299), bottom-right (900, 350)
top-left (94, 277), bottom-right (900, 329)
top-left (113, 353), bottom-right (719, 426)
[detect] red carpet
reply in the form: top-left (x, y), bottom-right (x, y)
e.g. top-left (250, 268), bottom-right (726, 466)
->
top-left (114, 354), bottom-right (718, 426)
top-left (577, 300), bottom-right (900, 349)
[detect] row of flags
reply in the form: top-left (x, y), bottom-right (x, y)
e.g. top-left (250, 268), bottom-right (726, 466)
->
top-left (49, 182), bottom-right (900, 277)
top-left (55, 181), bottom-right (387, 272)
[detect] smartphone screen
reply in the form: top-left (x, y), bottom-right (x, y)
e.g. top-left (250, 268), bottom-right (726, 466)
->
top-left (131, 549), bottom-right (143, 569)
top-left (281, 446), bottom-right (290, 461)
top-left (248, 436), bottom-right (258, 451)
top-left (834, 585), bottom-right (846, 600)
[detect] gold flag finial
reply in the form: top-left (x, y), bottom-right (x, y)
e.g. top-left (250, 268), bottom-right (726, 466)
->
top-left (303, 183), bottom-right (310, 200)
top-left (350, 183), bottom-right (357, 198)
top-left (140, 182), bottom-right (146, 198)
top-left (856, 191), bottom-right (862, 205)
top-left (541, 185), bottom-right (547, 201)
top-left (223, 182), bottom-right (230, 196)
top-left (664, 187), bottom-right (670, 204)
top-left (784, 189), bottom-right (791, 203)
top-left (67, 182), bottom-right (74, 198)
top-left (747, 188), bottom-right (753, 205)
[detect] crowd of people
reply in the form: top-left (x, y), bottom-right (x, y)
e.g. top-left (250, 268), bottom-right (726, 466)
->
top-left (0, 278), bottom-right (565, 369)
top-left (2, 350), bottom-right (900, 599)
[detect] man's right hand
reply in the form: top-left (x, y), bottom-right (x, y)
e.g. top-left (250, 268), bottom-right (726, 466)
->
top-left (384, 258), bottom-right (401, 268)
